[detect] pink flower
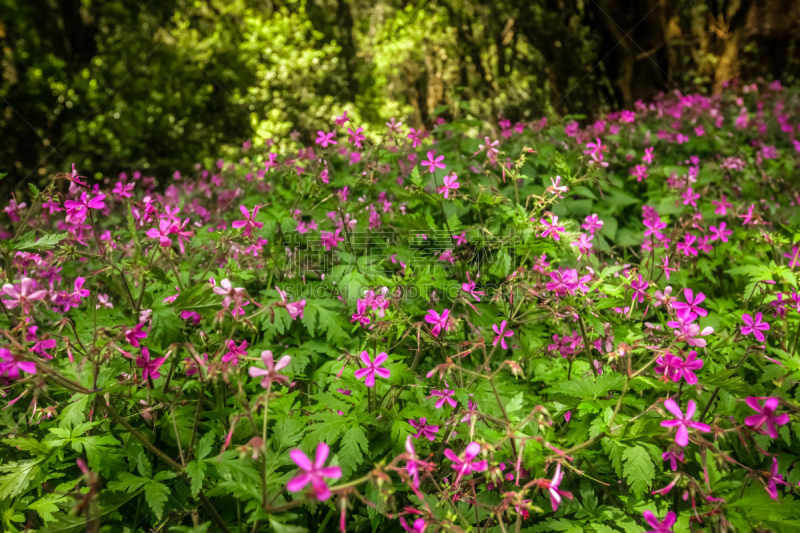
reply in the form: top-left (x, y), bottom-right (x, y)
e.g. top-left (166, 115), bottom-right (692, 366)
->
top-left (709, 222), bottom-right (732, 242)
top-left (461, 272), bottom-right (485, 302)
top-left (784, 246), bottom-right (800, 268)
top-left (408, 418), bottom-right (439, 441)
top-left (582, 214), bottom-right (604, 234)
top-left (27, 326), bottom-right (56, 359)
top-left (444, 442), bottom-right (487, 484)
top-left (643, 511), bottom-right (676, 533)
top-left (424, 308), bottom-right (451, 337)
top-left (711, 195), bottom-right (733, 215)
top-left (407, 128), bottom-right (423, 148)
top-left (0, 348), bottom-right (36, 379)
top-left (124, 323), bottom-right (148, 347)
top-left (315, 131), bottom-right (337, 147)
top-left (354, 351), bottom-right (391, 387)
top-left (540, 216), bottom-right (565, 241)
top-left (676, 234), bottom-right (698, 257)
top-left (744, 397), bottom-right (789, 438)
top-left (682, 187), bottom-right (700, 207)
top-left (629, 275), bottom-right (649, 303)
top-left (675, 350), bottom-right (704, 385)
top-left (421, 151), bottom-right (446, 174)
top-left (136, 348), bottom-right (166, 381)
top-left (544, 464), bottom-right (573, 511)
top-left (351, 300), bottom-right (370, 327)
top-left (400, 517), bottom-right (426, 533)
top-left (492, 320), bottom-right (514, 349)
top-left (213, 278), bottom-right (245, 309)
top-left (347, 127), bottom-right (365, 148)
top-left (660, 399), bottom-right (711, 446)
top-left (145, 219), bottom-right (175, 247)
top-left (662, 450), bottom-right (684, 471)
top-left (287, 442), bottom-right (342, 500)
top-left (430, 389), bottom-right (456, 409)
top-left (232, 205), bottom-right (264, 237)
top-left (1, 278), bottom-right (46, 314)
top-left (248, 350), bottom-right (291, 388)
top-left (222, 340), bottom-right (248, 365)
top-left (64, 192), bottom-right (106, 224)
top-left (741, 312), bottom-right (770, 342)
top-left (764, 456), bottom-right (788, 500)
top-left (672, 288), bottom-right (707, 317)
top-left (438, 174), bottom-right (460, 198)
top-left (276, 286), bottom-right (306, 320)
top-left (571, 233), bottom-right (594, 255)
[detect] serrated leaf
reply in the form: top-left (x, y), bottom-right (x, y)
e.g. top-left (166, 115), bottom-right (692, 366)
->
top-left (0, 458), bottom-right (45, 500)
top-left (144, 480), bottom-right (170, 519)
top-left (58, 395), bottom-right (89, 429)
top-left (602, 438), bottom-right (626, 477)
top-left (185, 461), bottom-right (206, 497)
top-left (195, 432), bottom-right (215, 460)
top-left (41, 489), bottom-right (142, 533)
top-left (339, 426), bottom-right (369, 477)
top-left (12, 232), bottom-right (67, 252)
top-left (622, 445), bottom-right (655, 497)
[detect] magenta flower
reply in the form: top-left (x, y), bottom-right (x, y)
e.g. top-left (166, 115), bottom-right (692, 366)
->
top-left (682, 187), bottom-right (700, 207)
top-left (0, 348), bottom-right (36, 379)
top-left (275, 286), bottom-right (306, 320)
top-left (438, 174), bottom-right (460, 198)
top-left (711, 195), bottom-right (733, 215)
top-left (408, 417), bottom-right (439, 441)
top-left (232, 205), bottom-right (264, 237)
top-left (571, 233), bottom-right (594, 255)
top-left (675, 350), bottom-right (704, 385)
top-left (643, 511), bottom-right (676, 533)
top-left (347, 127), bottom-right (365, 148)
top-left (145, 219), bottom-right (175, 247)
top-left (654, 353), bottom-right (682, 382)
top-left (741, 312), bottom-right (770, 342)
top-left (744, 397), bottom-right (789, 438)
top-left (27, 326), bottom-right (56, 359)
top-left (582, 214), bottom-right (604, 234)
top-left (287, 442), bottom-right (342, 501)
top-left (630, 275), bottom-right (649, 303)
top-left (540, 216), bottom-right (566, 241)
top-left (544, 464), bottom-right (573, 511)
top-left (662, 450), bottom-right (684, 471)
top-left (420, 151), bottom-right (445, 174)
top-left (248, 350), bottom-right (291, 388)
top-left (136, 348), bottom-right (166, 381)
top-left (400, 517), bottom-right (426, 533)
top-left (764, 456), bottom-right (788, 500)
top-left (784, 246), bottom-right (800, 268)
top-left (444, 442), bottom-right (487, 483)
top-left (354, 351), bottom-right (391, 387)
top-left (64, 192), bottom-right (106, 224)
top-left (431, 388), bottom-right (456, 409)
top-left (461, 272), bottom-right (485, 302)
top-left (672, 288), bottom-right (707, 317)
top-left (351, 300), bottom-right (370, 327)
top-left (213, 278), bottom-right (245, 309)
top-left (124, 323), bottom-right (148, 347)
top-left (424, 308), bottom-right (451, 337)
top-left (709, 222), bottom-right (732, 242)
top-left (676, 234), bottom-right (698, 257)
top-left (222, 340), bottom-right (248, 365)
top-left (1, 278), bottom-right (46, 314)
top-left (492, 320), bottom-right (514, 349)
top-left (315, 131), bottom-right (337, 147)
top-left (661, 399), bottom-right (711, 446)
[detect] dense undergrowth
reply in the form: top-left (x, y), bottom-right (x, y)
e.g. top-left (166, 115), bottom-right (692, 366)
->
top-left (1, 81), bottom-right (800, 533)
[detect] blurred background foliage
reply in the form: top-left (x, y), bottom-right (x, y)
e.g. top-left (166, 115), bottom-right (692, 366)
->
top-left (1, 0), bottom-right (799, 186)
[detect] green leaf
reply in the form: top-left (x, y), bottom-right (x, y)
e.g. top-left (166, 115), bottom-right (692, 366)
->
top-left (0, 458), bottom-right (45, 500)
top-left (12, 232), bottom-right (67, 252)
top-left (339, 425), bottom-right (369, 477)
top-left (58, 395), bottom-right (89, 429)
top-left (269, 517), bottom-right (309, 533)
top-left (195, 433), bottom-right (215, 461)
top-left (185, 461), bottom-right (206, 497)
top-left (144, 480), bottom-right (170, 519)
top-left (602, 438), bottom-right (626, 477)
top-left (622, 445), bottom-right (655, 497)
top-left (41, 489), bottom-right (142, 533)
top-left (149, 304), bottom-right (184, 347)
